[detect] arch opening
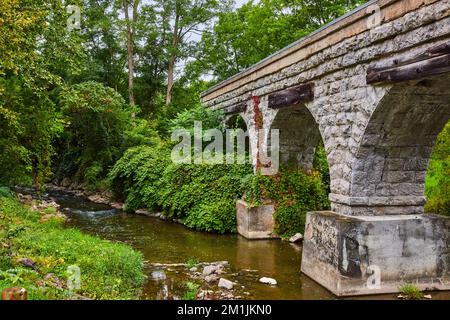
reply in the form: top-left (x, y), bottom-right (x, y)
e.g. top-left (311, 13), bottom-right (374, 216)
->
top-left (348, 73), bottom-right (450, 215)
top-left (269, 104), bottom-right (325, 173)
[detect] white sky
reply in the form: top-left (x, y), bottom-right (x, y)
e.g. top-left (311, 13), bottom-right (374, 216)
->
top-left (235, 0), bottom-right (250, 7)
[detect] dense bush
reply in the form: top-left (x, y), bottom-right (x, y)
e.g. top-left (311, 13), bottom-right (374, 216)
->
top-left (425, 121), bottom-right (450, 215)
top-left (109, 144), bottom-right (253, 233)
top-left (109, 104), bottom-right (255, 234)
top-left (169, 103), bottom-right (225, 135)
top-left (244, 168), bottom-right (330, 237)
top-left (108, 145), bottom-right (171, 211)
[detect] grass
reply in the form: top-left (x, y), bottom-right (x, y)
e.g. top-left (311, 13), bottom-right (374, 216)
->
top-left (186, 257), bottom-right (200, 269)
top-left (0, 192), bottom-right (145, 300)
top-left (399, 283), bottom-right (424, 300)
top-left (182, 281), bottom-right (200, 300)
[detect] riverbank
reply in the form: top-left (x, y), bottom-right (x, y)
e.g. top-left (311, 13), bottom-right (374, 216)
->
top-left (0, 189), bottom-right (145, 300)
top-left (45, 184), bottom-right (186, 224)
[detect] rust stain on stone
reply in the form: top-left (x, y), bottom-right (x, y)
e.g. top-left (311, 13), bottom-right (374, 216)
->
top-left (252, 96), bottom-right (263, 172)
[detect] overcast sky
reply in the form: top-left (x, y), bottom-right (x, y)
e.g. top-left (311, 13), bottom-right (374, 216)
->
top-left (235, 0), bottom-right (248, 7)
top-left (236, 0), bottom-right (254, 7)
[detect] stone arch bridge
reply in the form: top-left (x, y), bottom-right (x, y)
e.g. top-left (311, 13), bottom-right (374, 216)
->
top-left (201, 0), bottom-right (450, 296)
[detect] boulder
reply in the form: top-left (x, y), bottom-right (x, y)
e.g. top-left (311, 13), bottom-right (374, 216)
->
top-left (289, 233), bottom-right (303, 243)
top-left (218, 278), bottom-right (235, 290)
top-left (259, 277), bottom-right (277, 286)
top-left (18, 194), bottom-right (33, 204)
top-left (204, 275), bottom-right (218, 283)
top-left (61, 178), bottom-right (71, 188)
top-left (44, 273), bottom-right (65, 289)
top-left (151, 270), bottom-right (166, 281)
top-left (202, 265), bottom-right (220, 276)
top-left (17, 258), bottom-right (39, 271)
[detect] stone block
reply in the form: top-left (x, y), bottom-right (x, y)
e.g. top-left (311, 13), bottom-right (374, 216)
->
top-left (236, 200), bottom-right (279, 240)
top-left (301, 211), bottom-right (450, 296)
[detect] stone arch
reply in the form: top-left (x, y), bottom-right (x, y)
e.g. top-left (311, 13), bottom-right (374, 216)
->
top-left (343, 73), bottom-right (450, 215)
top-left (224, 113), bottom-right (248, 130)
top-left (268, 104), bottom-right (324, 172)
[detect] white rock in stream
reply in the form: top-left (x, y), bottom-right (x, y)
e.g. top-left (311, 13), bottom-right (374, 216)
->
top-left (203, 265), bottom-right (220, 276)
top-left (289, 233), bottom-right (303, 243)
top-left (204, 275), bottom-right (218, 283)
top-left (151, 270), bottom-right (166, 281)
top-left (259, 277), bottom-right (277, 286)
top-left (218, 278), bottom-right (235, 290)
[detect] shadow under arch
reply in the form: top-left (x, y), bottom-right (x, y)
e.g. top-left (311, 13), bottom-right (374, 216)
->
top-left (269, 104), bottom-right (325, 173)
top-left (350, 73), bottom-right (450, 215)
top-left (224, 113), bottom-right (248, 131)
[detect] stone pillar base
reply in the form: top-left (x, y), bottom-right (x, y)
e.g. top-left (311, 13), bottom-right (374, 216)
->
top-left (236, 200), bottom-right (279, 240)
top-left (301, 211), bottom-right (450, 296)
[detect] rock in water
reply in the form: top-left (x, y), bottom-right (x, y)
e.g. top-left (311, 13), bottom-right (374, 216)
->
top-left (151, 270), bottom-right (166, 281)
top-left (202, 265), bottom-right (220, 276)
top-left (204, 275), bottom-right (218, 283)
top-left (289, 233), bottom-right (303, 243)
top-left (218, 278), bottom-right (235, 290)
top-left (259, 277), bottom-right (277, 286)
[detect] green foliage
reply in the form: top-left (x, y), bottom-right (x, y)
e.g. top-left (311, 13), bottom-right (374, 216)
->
top-left (108, 144), bottom-right (171, 210)
top-left (313, 144), bottom-right (330, 193)
top-left (185, 200), bottom-right (238, 234)
top-left (0, 186), bottom-right (13, 198)
top-left (55, 81), bottom-right (157, 189)
top-left (123, 118), bottom-right (162, 148)
top-left (109, 104), bottom-right (251, 233)
top-left (110, 103), bottom-right (242, 232)
top-left (169, 104), bottom-right (225, 135)
top-left (190, 0), bottom-right (365, 81)
top-left (186, 257), bottom-right (200, 269)
top-left (399, 283), bottom-right (424, 300)
top-left (0, 0), bottom-right (84, 188)
top-left (244, 168), bottom-right (330, 238)
top-left (110, 145), bottom-right (253, 233)
top-left (182, 281), bottom-right (200, 300)
top-left (425, 121), bottom-right (450, 216)
top-left (0, 196), bottom-right (145, 300)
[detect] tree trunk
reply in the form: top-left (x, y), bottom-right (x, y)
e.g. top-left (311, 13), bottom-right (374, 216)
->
top-left (124, 0), bottom-right (139, 108)
top-left (166, 4), bottom-right (180, 106)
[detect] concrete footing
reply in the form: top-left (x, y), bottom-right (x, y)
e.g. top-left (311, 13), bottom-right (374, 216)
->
top-left (301, 211), bottom-right (450, 296)
top-left (236, 200), bottom-right (279, 239)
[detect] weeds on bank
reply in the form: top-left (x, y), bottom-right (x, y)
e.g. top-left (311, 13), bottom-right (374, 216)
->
top-left (0, 193), bottom-right (145, 300)
top-left (399, 283), bottom-right (424, 300)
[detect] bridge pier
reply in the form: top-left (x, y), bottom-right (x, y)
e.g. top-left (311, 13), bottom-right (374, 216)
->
top-left (301, 211), bottom-right (450, 296)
